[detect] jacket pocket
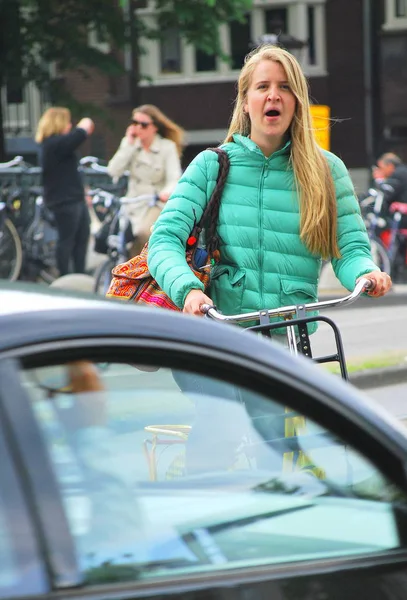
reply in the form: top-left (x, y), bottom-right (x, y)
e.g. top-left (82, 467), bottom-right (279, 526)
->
top-left (278, 276), bottom-right (318, 336)
top-left (280, 276), bottom-right (317, 310)
top-left (209, 264), bottom-right (246, 315)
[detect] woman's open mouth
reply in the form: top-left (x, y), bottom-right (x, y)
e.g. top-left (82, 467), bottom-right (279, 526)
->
top-left (265, 109), bottom-right (281, 119)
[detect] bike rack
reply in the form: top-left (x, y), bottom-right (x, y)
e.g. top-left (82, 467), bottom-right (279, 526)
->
top-left (247, 311), bottom-right (349, 381)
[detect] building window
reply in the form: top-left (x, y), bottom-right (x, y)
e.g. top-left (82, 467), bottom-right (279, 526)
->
top-left (195, 49), bottom-right (216, 72)
top-left (160, 28), bottom-right (182, 74)
top-left (229, 14), bottom-right (252, 70)
top-left (264, 7), bottom-right (288, 36)
top-left (307, 6), bottom-right (316, 65)
top-left (138, 1), bottom-right (327, 85)
top-left (396, 0), bottom-right (407, 17)
top-left (88, 25), bottom-right (110, 54)
top-left (384, 0), bottom-right (407, 29)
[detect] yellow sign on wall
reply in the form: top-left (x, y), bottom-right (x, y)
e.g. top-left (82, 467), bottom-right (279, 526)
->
top-left (310, 105), bottom-right (330, 151)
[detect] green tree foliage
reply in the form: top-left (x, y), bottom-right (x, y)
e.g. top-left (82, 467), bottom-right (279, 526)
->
top-left (0, 0), bottom-right (252, 158)
top-left (145, 0), bottom-right (252, 56)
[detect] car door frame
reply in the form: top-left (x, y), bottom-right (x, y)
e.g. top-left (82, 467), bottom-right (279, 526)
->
top-left (2, 335), bottom-right (407, 599)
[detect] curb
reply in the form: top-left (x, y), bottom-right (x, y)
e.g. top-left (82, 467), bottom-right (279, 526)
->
top-left (349, 363), bottom-right (407, 390)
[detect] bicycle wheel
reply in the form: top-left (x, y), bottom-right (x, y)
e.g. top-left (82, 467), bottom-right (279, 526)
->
top-left (93, 257), bottom-right (115, 295)
top-left (369, 236), bottom-right (391, 274)
top-left (389, 237), bottom-right (407, 283)
top-left (0, 218), bottom-right (23, 281)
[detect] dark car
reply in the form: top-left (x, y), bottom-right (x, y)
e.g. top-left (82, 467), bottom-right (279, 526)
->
top-left (1, 282), bottom-right (407, 600)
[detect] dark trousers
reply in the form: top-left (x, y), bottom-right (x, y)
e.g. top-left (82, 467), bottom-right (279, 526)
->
top-left (51, 202), bottom-right (90, 276)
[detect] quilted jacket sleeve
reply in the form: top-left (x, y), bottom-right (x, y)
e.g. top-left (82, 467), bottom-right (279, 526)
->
top-left (329, 153), bottom-right (380, 291)
top-left (148, 150), bottom-right (220, 308)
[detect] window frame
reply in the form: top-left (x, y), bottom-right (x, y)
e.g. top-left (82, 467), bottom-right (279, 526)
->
top-left (0, 358), bottom-right (83, 591)
top-left (3, 337), bottom-right (407, 593)
top-left (137, 0), bottom-right (327, 87)
top-left (0, 360), bottom-right (53, 596)
top-left (383, 0), bottom-right (407, 30)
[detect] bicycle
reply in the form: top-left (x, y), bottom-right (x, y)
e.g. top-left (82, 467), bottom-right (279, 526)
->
top-left (143, 278), bottom-right (374, 481)
top-left (202, 277), bottom-right (373, 380)
top-left (0, 156), bottom-right (60, 284)
top-left (92, 190), bottom-right (158, 295)
top-left (359, 188), bottom-right (391, 274)
top-left (20, 189), bottom-right (59, 284)
top-left (386, 202), bottom-right (407, 283)
top-left (0, 156), bottom-right (38, 281)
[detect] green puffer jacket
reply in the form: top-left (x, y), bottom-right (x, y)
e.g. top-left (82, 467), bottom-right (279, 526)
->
top-left (148, 134), bottom-right (378, 333)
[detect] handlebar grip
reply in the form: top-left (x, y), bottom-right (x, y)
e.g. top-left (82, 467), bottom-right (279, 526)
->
top-left (200, 303), bottom-right (213, 315)
top-left (359, 277), bottom-right (376, 292)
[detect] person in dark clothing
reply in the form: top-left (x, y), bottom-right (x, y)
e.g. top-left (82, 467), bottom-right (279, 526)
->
top-left (373, 153), bottom-right (407, 209)
top-left (35, 107), bottom-right (94, 276)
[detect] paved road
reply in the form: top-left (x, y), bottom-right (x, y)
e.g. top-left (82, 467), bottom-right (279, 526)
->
top-left (364, 382), bottom-right (407, 423)
top-left (309, 303), bottom-right (407, 363)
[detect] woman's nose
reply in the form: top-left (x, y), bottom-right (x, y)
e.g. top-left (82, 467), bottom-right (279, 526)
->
top-left (267, 86), bottom-right (281, 101)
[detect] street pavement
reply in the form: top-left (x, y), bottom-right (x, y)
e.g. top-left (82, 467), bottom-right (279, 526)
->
top-left (364, 382), bottom-right (407, 420)
top-left (319, 263), bottom-right (407, 425)
top-left (319, 261), bottom-right (407, 303)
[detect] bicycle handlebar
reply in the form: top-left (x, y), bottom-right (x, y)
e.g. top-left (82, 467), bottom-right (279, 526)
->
top-left (90, 189), bottom-right (158, 208)
top-left (0, 156), bottom-right (25, 169)
top-left (201, 277), bottom-right (374, 323)
top-left (119, 194), bottom-right (158, 206)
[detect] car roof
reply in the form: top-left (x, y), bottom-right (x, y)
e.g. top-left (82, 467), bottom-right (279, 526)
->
top-left (0, 281), bottom-right (112, 315)
top-left (2, 281), bottom-right (407, 455)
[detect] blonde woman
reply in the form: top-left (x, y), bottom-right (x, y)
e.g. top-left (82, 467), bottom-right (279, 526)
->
top-left (148, 44), bottom-right (391, 321)
top-left (108, 104), bottom-right (184, 254)
top-left (35, 107), bottom-right (94, 276)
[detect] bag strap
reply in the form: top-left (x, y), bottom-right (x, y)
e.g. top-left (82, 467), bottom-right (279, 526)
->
top-left (191, 147), bottom-right (230, 256)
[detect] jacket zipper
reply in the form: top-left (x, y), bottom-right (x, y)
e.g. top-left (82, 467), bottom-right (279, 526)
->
top-left (258, 160), bottom-right (268, 307)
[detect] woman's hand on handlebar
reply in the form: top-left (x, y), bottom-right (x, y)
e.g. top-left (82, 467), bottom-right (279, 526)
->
top-left (183, 289), bottom-right (214, 317)
top-left (356, 270), bottom-right (392, 297)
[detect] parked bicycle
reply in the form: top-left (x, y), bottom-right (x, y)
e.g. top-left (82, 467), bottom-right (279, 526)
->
top-left (385, 202), bottom-right (407, 283)
top-left (92, 189), bottom-right (158, 295)
top-left (358, 188), bottom-right (391, 274)
top-left (359, 188), bottom-right (407, 283)
top-left (0, 156), bottom-right (60, 283)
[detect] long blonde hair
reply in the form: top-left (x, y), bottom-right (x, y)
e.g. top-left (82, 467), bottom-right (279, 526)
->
top-left (35, 107), bottom-right (71, 143)
top-left (133, 104), bottom-right (185, 157)
top-left (225, 45), bottom-right (340, 259)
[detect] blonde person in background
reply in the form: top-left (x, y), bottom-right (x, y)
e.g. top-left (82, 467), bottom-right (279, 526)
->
top-left (35, 107), bottom-right (94, 276)
top-left (108, 104), bottom-right (184, 255)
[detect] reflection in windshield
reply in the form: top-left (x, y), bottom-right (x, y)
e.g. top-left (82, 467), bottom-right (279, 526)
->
top-left (21, 363), bottom-right (407, 584)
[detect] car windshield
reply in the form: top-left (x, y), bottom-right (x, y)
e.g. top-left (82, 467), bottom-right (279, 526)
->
top-left (21, 362), bottom-right (407, 584)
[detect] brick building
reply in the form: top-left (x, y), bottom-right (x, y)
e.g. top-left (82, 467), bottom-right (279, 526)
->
top-left (3, 0), bottom-right (407, 192)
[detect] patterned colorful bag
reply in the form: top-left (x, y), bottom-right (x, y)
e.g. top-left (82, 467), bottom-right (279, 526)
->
top-left (106, 148), bottom-right (230, 308)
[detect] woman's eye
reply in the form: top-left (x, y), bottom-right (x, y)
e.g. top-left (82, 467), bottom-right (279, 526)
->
top-left (281, 84), bottom-right (291, 91)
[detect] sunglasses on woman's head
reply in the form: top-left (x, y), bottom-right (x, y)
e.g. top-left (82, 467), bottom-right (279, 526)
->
top-left (131, 119), bottom-right (153, 129)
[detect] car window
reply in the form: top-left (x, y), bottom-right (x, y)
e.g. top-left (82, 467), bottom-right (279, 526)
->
top-left (21, 360), bottom-right (407, 586)
top-left (0, 422), bottom-right (47, 597)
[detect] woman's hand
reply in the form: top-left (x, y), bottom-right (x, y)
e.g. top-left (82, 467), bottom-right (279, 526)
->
top-left (183, 289), bottom-right (214, 316)
top-left (77, 117), bottom-right (95, 135)
top-left (357, 271), bottom-right (392, 297)
top-left (125, 124), bottom-right (138, 144)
